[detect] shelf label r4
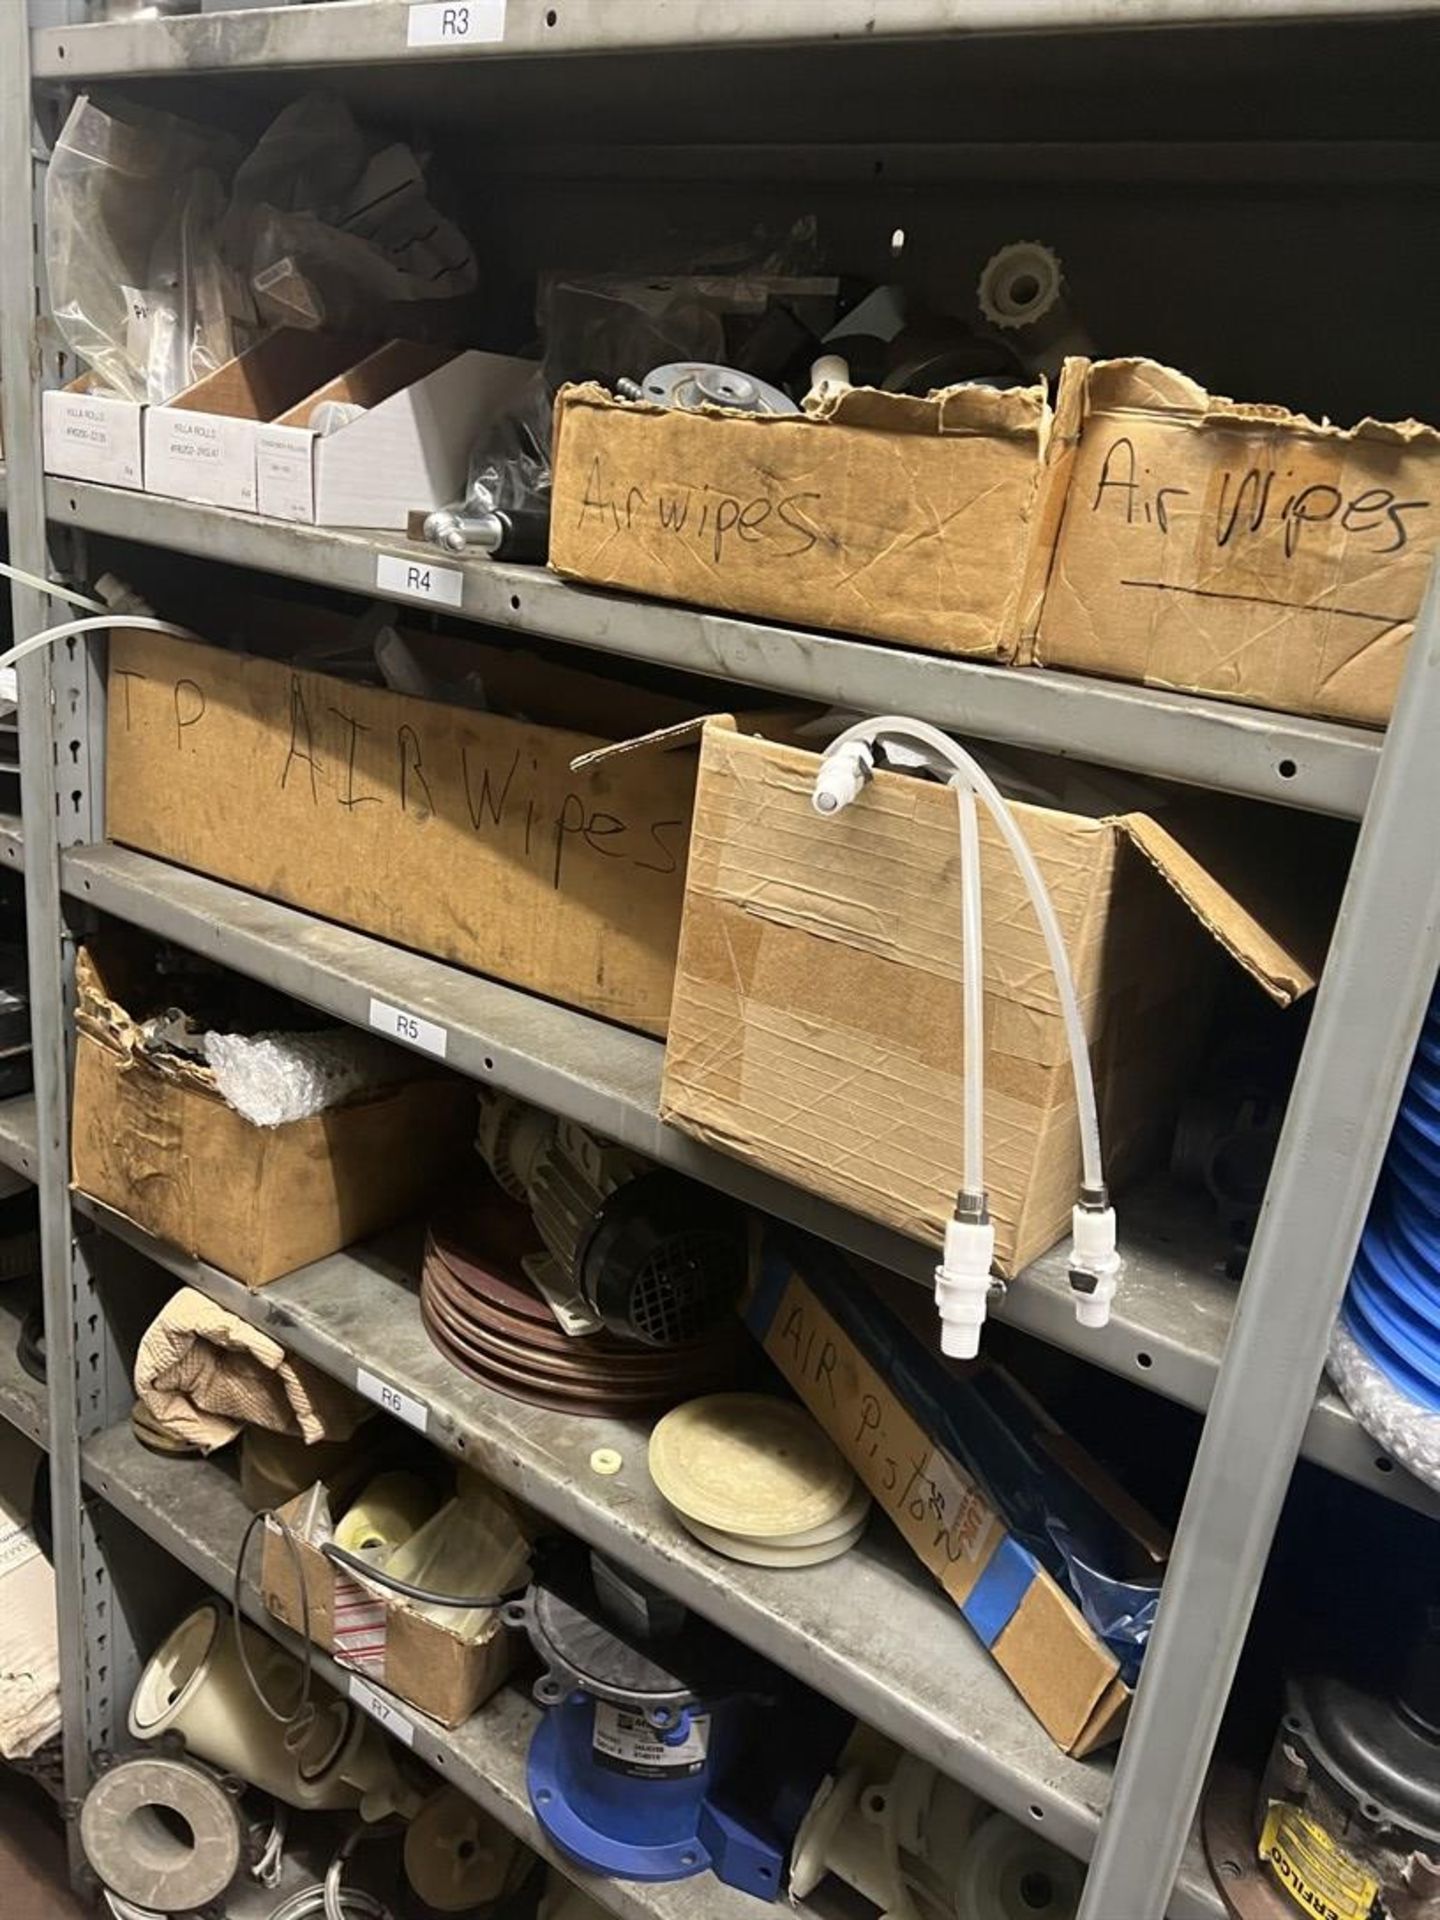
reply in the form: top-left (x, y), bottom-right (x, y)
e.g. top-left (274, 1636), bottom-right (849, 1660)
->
top-left (376, 552), bottom-right (464, 608)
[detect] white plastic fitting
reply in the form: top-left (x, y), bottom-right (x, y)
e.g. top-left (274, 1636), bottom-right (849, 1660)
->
top-left (812, 739), bottom-right (874, 815)
top-left (934, 1215), bottom-right (996, 1361)
top-left (1068, 1203), bottom-right (1122, 1329)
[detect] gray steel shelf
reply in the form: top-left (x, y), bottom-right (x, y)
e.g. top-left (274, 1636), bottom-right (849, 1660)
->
top-left (79, 1420), bottom-right (769, 1920)
top-left (0, 1279), bottom-right (45, 1450)
top-left (63, 841), bottom-right (1438, 1520)
top-left (77, 1193), bottom-right (1224, 1918)
top-left (33, 0), bottom-right (1436, 79)
top-left (47, 481), bottom-right (1377, 816)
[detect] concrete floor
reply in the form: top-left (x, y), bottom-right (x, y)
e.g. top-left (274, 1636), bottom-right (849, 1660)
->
top-left (0, 1765), bottom-right (89, 1919)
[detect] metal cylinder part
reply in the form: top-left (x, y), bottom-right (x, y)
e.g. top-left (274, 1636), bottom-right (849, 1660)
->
top-left (79, 1751), bottom-right (247, 1914)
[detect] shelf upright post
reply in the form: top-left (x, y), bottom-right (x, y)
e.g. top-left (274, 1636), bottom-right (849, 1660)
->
top-left (1078, 558), bottom-right (1440, 1920)
top-left (1, 0), bottom-right (139, 1838)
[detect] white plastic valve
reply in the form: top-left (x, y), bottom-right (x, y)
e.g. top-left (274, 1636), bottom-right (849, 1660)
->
top-left (1068, 1202), bottom-right (1121, 1329)
top-left (934, 1215), bottom-right (996, 1360)
top-left (812, 740), bottom-right (874, 815)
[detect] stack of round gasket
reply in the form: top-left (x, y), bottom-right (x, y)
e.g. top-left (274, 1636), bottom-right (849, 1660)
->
top-left (420, 1187), bottom-right (733, 1416)
top-left (648, 1393), bottom-right (871, 1568)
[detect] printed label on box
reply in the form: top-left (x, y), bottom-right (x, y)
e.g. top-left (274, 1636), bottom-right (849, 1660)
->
top-left (332, 1568), bottom-right (388, 1680)
top-left (44, 392), bottom-right (143, 489)
top-left (256, 429), bottom-right (316, 523)
top-left (148, 412), bottom-right (257, 510)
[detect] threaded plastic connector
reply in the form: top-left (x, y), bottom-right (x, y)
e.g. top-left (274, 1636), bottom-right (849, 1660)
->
top-left (1068, 1201), bottom-right (1121, 1329)
top-left (813, 740), bottom-right (875, 816)
top-left (935, 1212), bottom-right (996, 1360)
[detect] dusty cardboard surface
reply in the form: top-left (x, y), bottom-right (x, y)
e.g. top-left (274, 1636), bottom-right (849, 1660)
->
top-left (661, 723), bottom-right (1321, 1275)
top-left (70, 941), bottom-right (471, 1285)
top-left (753, 1261), bottom-right (1125, 1754)
top-left (549, 379), bottom-right (1055, 659)
top-left (105, 629), bottom-right (707, 1036)
top-left (262, 1487), bottom-right (510, 1727)
top-left (1035, 356), bottom-right (1440, 725)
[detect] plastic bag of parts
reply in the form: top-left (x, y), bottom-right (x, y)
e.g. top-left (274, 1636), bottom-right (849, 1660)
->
top-left (384, 1482), bottom-right (533, 1641)
top-left (539, 262), bottom-right (843, 396)
top-left (227, 94), bottom-right (477, 333)
top-left (46, 92), bottom-right (244, 402)
top-left (201, 1026), bottom-right (408, 1128)
top-left (1045, 1521), bottom-right (1159, 1688)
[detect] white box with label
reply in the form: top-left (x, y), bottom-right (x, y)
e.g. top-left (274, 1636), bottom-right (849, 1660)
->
top-left (43, 377), bottom-right (145, 490)
top-left (144, 329), bottom-right (371, 513)
top-left (257, 343), bottom-right (535, 529)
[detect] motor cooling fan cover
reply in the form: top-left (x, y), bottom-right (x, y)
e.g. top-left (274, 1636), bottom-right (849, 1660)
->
top-left (580, 1170), bottom-right (745, 1347)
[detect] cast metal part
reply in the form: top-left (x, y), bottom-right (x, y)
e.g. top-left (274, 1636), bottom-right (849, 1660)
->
top-left (638, 363), bottom-right (798, 416)
top-left (79, 1751), bottom-right (248, 1914)
top-left (420, 508), bottom-right (503, 556)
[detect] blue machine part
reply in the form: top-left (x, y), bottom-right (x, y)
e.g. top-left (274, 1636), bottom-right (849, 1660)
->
top-left (526, 1690), bottom-right (783, 1895)
top-left (1342, 990), bottom-right (1440, 1414)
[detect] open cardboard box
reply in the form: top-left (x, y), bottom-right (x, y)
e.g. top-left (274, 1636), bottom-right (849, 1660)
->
top-left (70, 932), bottom-right (473, 1284)
top-left (144, 329), bottom-right (372, 513)
top-left (661, 721), bottom-right (1341, 1276)
top-left (549, 377), bottom-right (1065, 660)
top-left (261, 1481), bottom-right (512, 1728)
top-left (256, 342), bottom-right (535, 528)
top-left (1032, 357), bottom-right (1440, 726)
top-left (746, 1226), bottom-right (1169, 1755)
top-left (43, 372), bottom-right (145, 489)
top-left (103, 626), bottom-right (791, 1036)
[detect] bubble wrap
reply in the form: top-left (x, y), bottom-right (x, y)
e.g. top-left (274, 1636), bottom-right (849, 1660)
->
top-left (203, 1027), bottom-right (404, 1128)
top-left (1327, 1319), bottom-right (1440, 1493)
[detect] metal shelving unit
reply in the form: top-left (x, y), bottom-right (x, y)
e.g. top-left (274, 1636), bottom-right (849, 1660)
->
top-left (6, 6), bottom-right (1440, 1920)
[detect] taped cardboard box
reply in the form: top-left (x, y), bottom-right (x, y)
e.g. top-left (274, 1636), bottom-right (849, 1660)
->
top-left (549, 378), bottom-right (1064, 660)
top-left (746, 1230), bottom-right (1162, 1754)
top-left (104, 628), bottom-right (776, 1036)
top-left (262, 1483), bottom-right (512, 1728)
top-left (1033, 357), bottom-right (1440, 726)
top-left (71, 936), bottom-right (472, 1285)
top-left (661, 722), bottom-right (1335, 1276)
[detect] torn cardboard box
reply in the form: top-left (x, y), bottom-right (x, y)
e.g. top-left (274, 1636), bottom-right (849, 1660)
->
top-left (71, 936), bottom-right (471, 1284)
top-left (549, 378), bottom-right (1063, 659)
top-left (661, 721), bottom-right (1336, 1277)
top-left (747, 1229), bottom-right (1165, 1754)
top-left (1034, 357), bottom-right (1440, 726)
top-left (262, 1482), bottom-right (512, 1728)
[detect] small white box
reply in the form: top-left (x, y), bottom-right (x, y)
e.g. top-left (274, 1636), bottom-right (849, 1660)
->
top-left (144, 330), bottom-right (370, 513)
top-left (43, 376), bottom-right (145, 489)
top-left (257, 343), bottom-right (536, 529)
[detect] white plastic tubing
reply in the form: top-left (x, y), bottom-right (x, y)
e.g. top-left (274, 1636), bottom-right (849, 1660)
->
top-left (0, 558), bottom-right (199, 680)
top-left (813, 716), bottom-right (1117, 1354)
top-left (817, 714), bottom-right (1103, 1195)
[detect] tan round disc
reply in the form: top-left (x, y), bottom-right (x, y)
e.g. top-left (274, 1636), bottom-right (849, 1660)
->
top-left (404, 1787), bottom-right (522, 1912)
top-left (680, 1511), bottom-right (869, 1568)
top-left (649, 1394), bottom-right (855, 1539)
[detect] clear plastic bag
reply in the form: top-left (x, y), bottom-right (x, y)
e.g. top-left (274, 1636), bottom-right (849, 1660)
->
top-left (46, 93), bottom-right (240, 402)
top-left (228, 95), bottom-right (477, 333)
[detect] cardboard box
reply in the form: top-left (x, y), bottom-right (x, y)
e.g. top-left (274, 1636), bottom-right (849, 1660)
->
top-left (746, 1230), bottom-right (1158, 1754)
top-left (262, 1483), bottom-right (511, 1728)
top-left (661, 722), bottom-right (1332, 1276)
top-left (43, 375), bottom-right (145, 489)
top-left (549, 378), bottom-right (1063, 660)
top-left (144, 330), bottom-right (371, 513)
top-left (104, 629), bottom-right (760, 1036)
top-left (1033, 358), bottom-right (1440, 727)
top-left (256, 343), bottom-right (535, 528)
top-left (71, 936), bottom-right (472, 1285)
